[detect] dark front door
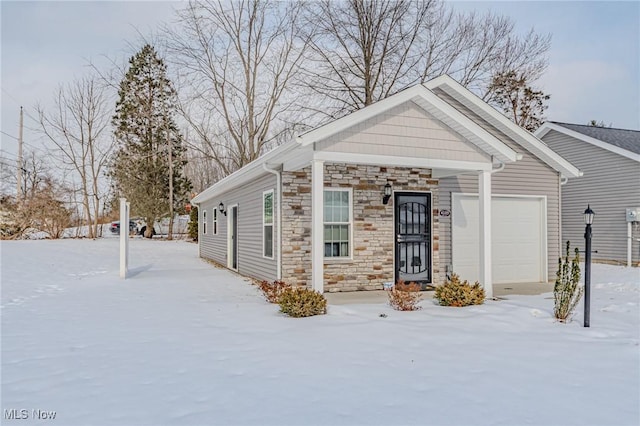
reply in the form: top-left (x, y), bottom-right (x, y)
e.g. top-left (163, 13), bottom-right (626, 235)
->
top-left (395, 193), bottom-right (432, 287)
top-left (229, 205), bottom-right (238, 270)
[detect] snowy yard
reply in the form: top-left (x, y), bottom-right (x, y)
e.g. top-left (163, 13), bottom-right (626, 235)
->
top-left (1, 238), bottom-right (638, 426)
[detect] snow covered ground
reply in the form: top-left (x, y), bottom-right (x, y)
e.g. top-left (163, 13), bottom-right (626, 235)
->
top-left (1, 238), bottom-right (638, 426)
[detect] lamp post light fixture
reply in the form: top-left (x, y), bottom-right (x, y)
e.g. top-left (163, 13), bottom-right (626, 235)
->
top-left (218, 202), bottom-right (227, 216)
top-left (382, 183), bottom-right (392, 205)
top-left (583, 204), bottom-right (595, 327)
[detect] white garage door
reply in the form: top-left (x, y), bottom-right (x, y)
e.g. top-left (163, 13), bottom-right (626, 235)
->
top-left (452, 194), bottom-right (546, 284)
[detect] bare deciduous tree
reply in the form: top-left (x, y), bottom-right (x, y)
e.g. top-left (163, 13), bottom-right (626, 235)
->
top-left (165, 0), bottom-right (310, 175)
top-left (301, 0), bottom-right (433, 115)
top-left (0, 163), bottom-right (72, 240)
top-left (37, 76), bottom-right (113, 239)
top-left (300, 0), bottom-right (551, 116)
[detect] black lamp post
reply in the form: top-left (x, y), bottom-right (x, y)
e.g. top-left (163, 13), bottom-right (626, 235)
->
top-left (583, 205), bottom-right (595, 327)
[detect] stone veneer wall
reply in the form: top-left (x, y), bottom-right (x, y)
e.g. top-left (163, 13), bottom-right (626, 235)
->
top-left (281, 163), bottom-right (439, 292)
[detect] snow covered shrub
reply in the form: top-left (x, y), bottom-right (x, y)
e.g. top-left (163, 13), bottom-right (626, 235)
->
top-left (434, 274), bottom-right (485, 307)
top-left (258, 280), bottom-right (291, 303)
top-left (278, 287), bottom-right (327, 318)
top-left (554, 241), bottom-right (583, 323)
top-left (388, 281), bottom-right (423, 311)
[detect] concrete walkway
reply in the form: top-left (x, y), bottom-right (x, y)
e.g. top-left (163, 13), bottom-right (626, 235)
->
top-left (324, 282), bottom-right (554, 305)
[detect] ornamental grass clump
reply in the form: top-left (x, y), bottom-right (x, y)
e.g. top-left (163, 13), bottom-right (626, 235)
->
top-left (278, 287), bottom-right (327, 318)
top-left (554, 241), bottom-right (583, 323)
top-left (387, 281), bottom-right (423, 311)
top-left (258, 280), bottom-right (290, 303)
top-left (434, 273), bottom-right (485, 307)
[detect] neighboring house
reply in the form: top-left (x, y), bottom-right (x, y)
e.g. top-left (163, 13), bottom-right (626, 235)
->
top-left (536, 122), bottom-right (640, 266)
top-left (192, 75), bottom-right (580, 296)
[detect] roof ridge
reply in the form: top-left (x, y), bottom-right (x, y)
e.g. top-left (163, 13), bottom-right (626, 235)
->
top-left (550, 121), bottom-right (640, 133)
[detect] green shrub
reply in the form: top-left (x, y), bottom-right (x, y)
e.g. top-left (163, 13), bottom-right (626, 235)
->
top-left (387, 281), bottom-right (423, 311)
top-left (188, 205), bottom-right (198, 241)
top-left (258, 280), bottom-right (290, 303)
top-left (278, 287), bottom-right (327, 318)
top-left (434, 273), bottom-right (485, 307)
top-left (554, 241), bottom-right (583, 322)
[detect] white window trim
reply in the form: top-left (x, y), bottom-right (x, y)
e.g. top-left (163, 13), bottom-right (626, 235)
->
top-left (262, 189), bottom-right (275, 259)
top-left (323, 187), bottom-right (353, 261)
top-left (213, 208), bottom-right (218, 235)
top-left (202, 209), bottom-right (207, 235)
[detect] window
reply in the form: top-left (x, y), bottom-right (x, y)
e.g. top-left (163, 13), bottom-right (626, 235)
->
top-left (263, 190), bottom-right (274, 258)
top-left (324, 189), bottom-right (351, 258)
top-left (203, 210), bottom-right (207, 235)
top-left (213, 208), bottom-right (218, 235)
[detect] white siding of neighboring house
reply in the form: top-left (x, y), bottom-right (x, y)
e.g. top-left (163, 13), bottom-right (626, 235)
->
top-left (542, 129), bottom-right (640, 265)
top-left (199, 173), bottom-right (278, 282)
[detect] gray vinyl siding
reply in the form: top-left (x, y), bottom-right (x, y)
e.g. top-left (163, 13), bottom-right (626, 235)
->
top-left (434, 89), bottom-right (561, 282)
top-left (198, 172), bottom-right (278, 282)
top-left (542, 130), bottom-right (640, 264)
top-left (317, 102), bottom-right (490, 163)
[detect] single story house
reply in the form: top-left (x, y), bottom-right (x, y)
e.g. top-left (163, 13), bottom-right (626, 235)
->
top-left (192, 75), bottom-right (581, 297)
top-left (535, 122), bottom-right (640, 266)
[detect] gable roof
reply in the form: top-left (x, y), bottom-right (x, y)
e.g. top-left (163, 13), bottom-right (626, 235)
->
top-left (535, 122), bottom-right (640, 163)
top-left (193, 75), bottom-right (582, 204)
top-left (298, 83), bottom-right (519, 163)
top-left (424, 75), bottom-right (581, 178)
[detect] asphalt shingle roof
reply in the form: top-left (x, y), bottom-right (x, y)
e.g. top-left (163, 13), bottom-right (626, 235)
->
top-left (551, 121), bottom-right (640, 155)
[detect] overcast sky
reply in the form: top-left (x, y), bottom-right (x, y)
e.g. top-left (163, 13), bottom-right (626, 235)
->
top-left (1, 1), bottom-right (638, 161)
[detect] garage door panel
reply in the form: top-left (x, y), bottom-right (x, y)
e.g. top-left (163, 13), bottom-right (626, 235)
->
top-left (452, 195), bottom-right (545, 284)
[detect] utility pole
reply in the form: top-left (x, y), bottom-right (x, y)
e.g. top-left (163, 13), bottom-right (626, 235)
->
top-left (16, 106), bottom-right (23, 200)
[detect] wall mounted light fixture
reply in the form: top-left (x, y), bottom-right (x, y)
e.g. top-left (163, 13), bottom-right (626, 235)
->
top-left (383, 183), bottom-right (392, 205)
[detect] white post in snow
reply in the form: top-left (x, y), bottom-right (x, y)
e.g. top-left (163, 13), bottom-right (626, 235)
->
top-left (478, 170), bottom-right (493, 298)
top-left (628, 222), bottom-right (632, 267)
top-left (119, 198), bottom-right (129, 279)
top-left (311, 159), bottom-right (324, 293)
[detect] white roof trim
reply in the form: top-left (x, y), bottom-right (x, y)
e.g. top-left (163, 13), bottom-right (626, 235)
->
top-left (298, 84), bottom-right (518, 163)
top-left (425, 75), bottom-right (582, 178)
top-left (535, 122), bottom-right (640, 163)
top-left (313, 151), bottom-right (492, 171)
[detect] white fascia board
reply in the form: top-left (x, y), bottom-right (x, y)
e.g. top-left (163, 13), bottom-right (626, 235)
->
top-left (191, 140), bottom-right (299, 204)
top-left (425, 75), bottom-right (582, 178)
top-left (299, 85), bottom-right (518, 163)
top-left (535, 122), bottom-right (640, 163)
top-left (313, 151), bottom-right (492, 171)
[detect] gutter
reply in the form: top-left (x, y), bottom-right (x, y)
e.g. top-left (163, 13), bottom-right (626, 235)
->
top-left (263, 163), bottom-right (282, 280)
top-left (490, 161), bottom-right (505, 174)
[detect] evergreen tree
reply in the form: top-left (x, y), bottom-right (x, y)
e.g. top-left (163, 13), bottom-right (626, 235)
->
top-left (488, 70), bottom-right (550, 132)
top-left (110, 44), bottom-right (191, 237)
top-left (188, 205), bottom-right (198, 242)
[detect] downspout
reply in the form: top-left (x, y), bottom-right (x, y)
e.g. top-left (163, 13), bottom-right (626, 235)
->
top-left (559, 175), bottom-right (566, 273)
top-left (263, 163), bottom-right (282, 280)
